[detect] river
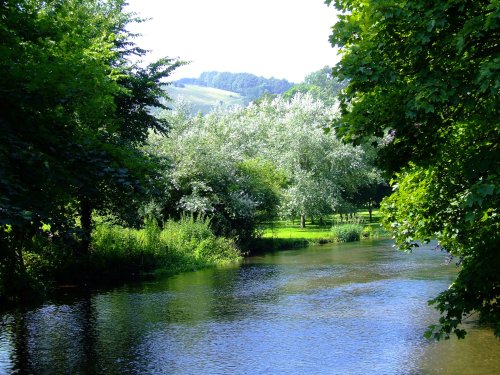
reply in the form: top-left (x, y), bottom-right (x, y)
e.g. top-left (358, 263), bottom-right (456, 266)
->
top-left (1, 239), bottom-right (499, 374)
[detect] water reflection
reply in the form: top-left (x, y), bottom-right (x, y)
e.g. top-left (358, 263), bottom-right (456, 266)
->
top-left (1, 240), bottom-right (499, 374)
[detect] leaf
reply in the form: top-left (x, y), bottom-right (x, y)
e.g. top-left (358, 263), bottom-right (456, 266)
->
top-left (427, 19), bottom-right (436, 32)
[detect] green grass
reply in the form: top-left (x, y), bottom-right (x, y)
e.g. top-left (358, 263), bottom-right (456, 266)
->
top-left (259, 211), bottom-right (390, 251)
top-left (3, 216), bottom-right (243, 303)
top-left (166, 84), bottom-right (245, 114)
top-left (91, 216), bottom-right (242, 279)
top-left (262, 224), bottom-right (332, 240)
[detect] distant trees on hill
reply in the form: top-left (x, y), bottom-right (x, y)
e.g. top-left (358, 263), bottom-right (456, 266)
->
top-left (176, 71), bottom-right (294, 102)
top-left (283, 66), bottom-right (346, 106)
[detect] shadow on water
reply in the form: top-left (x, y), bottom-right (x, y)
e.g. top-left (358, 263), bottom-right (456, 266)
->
top-left (1, 239), bottom-right (499, 374)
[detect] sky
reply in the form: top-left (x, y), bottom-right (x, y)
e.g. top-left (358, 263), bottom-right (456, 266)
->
top-left (125, 0), bottom-right (340, 83)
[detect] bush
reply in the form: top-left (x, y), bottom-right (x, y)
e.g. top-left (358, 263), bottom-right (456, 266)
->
top-left (91, 215), bottom-right (241, 278)
top-left (330, 224), bottom-right (363, 242)
top-left (361, 224), bottom-right (390, 239)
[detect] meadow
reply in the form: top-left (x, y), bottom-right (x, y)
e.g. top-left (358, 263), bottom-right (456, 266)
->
top-left (257, 211), bottom-right (390, 251)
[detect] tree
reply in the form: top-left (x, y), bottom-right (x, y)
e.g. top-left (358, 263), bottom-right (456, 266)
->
top-left (0, 0), bottom-right (181, 298)
top-left (350, 182), bottom-right (391, 223)
top-left (283, 66), bottom-right (346, 106)
top-left (255, 95), bottom-right (377, 227)
top-left (327, 0), bottom-right (499, 338)
top-left (147, 104), bottom-right (284, 245)
top-left (147, 93), bottom-right (378, 243)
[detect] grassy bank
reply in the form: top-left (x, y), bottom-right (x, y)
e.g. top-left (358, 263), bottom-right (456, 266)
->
top-left (3, 216), bottom-right (241, 304)
top-left (91, 216), bottom-right (242, 279)
top-left (257, 211), bottom-right (390, 252)
top-left (3, 212), bottom-right (386, 303)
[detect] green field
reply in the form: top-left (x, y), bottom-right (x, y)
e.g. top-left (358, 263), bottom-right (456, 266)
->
top-left (166, 84), bottom-right (246, 114)
top-left (259, 211), bottom-right (389, 248)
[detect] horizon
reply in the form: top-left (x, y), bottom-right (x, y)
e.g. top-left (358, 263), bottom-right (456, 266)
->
top-left (174, 69), bottom-right (307, 84)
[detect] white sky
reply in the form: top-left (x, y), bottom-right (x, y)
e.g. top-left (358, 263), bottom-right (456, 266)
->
top-left (125, 0), bottom-right (339, 83)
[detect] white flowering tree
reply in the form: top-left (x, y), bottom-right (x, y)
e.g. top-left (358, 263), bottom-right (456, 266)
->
top-left (148, 93), bottom-right (380, 239)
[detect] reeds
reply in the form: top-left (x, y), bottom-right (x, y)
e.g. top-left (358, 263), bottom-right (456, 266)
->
top-left (91, 215), bottom-right (241, 277)
top-left (329, 224), bottom-right (363, 242)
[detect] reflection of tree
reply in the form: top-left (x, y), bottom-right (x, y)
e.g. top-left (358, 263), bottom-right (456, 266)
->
top-left (79, 297), bottom-right (98, 374)
top-left (6, 296), bottom-right (100, 374)
top-left (12, 313), bottom-right (34, 374)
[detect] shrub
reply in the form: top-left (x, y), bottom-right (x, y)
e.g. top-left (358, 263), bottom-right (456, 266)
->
top-left (330, 224), bottom-right (363, 242)
top-left (91, 215), bottom-right (241, 278)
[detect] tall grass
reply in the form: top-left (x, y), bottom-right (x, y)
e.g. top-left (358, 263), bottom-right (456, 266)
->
top-left (91, 215), bottom-right (241, 279)
top-left (330, 224), bottom-right (363, 243)
top-left (1, 216), bottom-right (240, 303)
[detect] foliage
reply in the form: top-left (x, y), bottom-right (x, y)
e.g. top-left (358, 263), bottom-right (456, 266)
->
top-left (163, 215), bottom-right (241, 266)
top-left (259, 95), bottom-right (378, 224)
top-left (330, 224), bottom-right (363, 243)
top-left (149, 94), bottom-right (380, 244)
top-left (147, 104), bottom-right (286, 245)
top-left (283, 66), bottom-right (346, 106)
top-left (0, 0), bottom-right (181, 300)
top-left (91, 215), bottom-right (241, 278)
top-left (328, 0), bottom-right (500, 338)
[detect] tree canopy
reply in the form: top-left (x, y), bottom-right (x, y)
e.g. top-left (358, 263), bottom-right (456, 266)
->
top-left (283, 66), bottom-right (346, 106)
top-left (0, 0), bottom-right (181, 297)
top-left (327, 0), bottom-right (499, 338)
top-left (147, 93), bottom-right (380, 245)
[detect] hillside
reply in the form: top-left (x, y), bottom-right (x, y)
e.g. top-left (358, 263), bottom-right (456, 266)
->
top-left (176, 71), bottom-right (294, 102)
top-left (165, 84), bottom-right (246, 115)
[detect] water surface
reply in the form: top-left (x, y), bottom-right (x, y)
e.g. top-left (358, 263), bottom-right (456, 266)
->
top-left (1, 240), bottom-right (499, 374)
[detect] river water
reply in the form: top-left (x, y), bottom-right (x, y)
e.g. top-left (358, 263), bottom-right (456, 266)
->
top-left (1, 240), bottom-right (499, 374)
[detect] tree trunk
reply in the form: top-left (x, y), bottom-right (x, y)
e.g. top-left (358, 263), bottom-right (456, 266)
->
top-left (80, 197), bottom-right (92, 253)
top-left (300, 214), bottom-right (306, 228)
top-left (369, 204), bottom-right (373, 223)
top-left (319, 216), bottom-right (324, 226)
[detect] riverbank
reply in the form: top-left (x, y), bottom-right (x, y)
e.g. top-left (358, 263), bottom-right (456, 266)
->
top-left (0, 216), bottom-right (242, 306)
top-left (255, 212), bottom-right (390, 252)
top-left (1, 212), bottom-right (388, 305)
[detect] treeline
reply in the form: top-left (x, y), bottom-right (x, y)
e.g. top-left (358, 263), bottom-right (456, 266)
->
top-left (282, 66), bottom-right (347, 106)
top-left (176, 71), bottom-right (294, 101)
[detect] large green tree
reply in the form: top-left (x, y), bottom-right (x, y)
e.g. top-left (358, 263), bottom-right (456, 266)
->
top-left (327, 0), bottom-right (499, 338)
top-left (147, 103), bottom-right (284, 245)
top-left (0, 0), bottom-right (180, 297)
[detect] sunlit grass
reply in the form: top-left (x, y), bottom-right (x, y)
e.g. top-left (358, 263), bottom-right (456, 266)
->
top-left (166, 84), bottom-right (245, 114)
top-left (261, 211), bottom-right (389, 245)
top-left (91, 216), bottom-right (242, 278)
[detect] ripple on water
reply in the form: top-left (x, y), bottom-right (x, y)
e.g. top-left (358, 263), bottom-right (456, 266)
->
top-left (0, 240), bottom-right (499, 374)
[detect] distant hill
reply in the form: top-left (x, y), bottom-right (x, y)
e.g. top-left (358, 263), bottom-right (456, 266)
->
top-left (164, 68), bottom-right (343, 115)
top-left (165, 84), bottom-right (245, 115)
top-left (175, 71), bottom-right (294, 102)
